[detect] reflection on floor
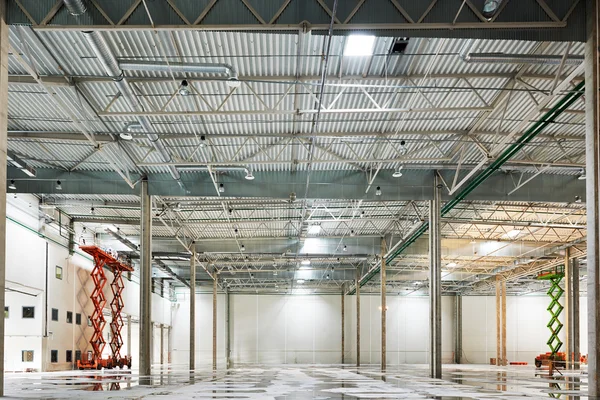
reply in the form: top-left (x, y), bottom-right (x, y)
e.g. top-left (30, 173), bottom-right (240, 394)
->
top-left (2, 364), bottom-right (588, 399)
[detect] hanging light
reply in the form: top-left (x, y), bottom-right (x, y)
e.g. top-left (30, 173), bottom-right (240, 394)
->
top-left (392, 165), bottom-right (403, 178)
top-left (301, 259), bottom-right (311, 266)
top-left (240, 244), bottom-right (246, 252)
top-left (343, 245), bottom-right (347, 252)
top-left (482, 0), bottom-right (506, 19)
top-left (179, 79), bottom-right (190, 96)
top-left (199, 135), bottom-right (206, 147)
top-left (8, 180), bottom-right (16, 190)
top-left (55, 180), bottom-right (62, 190)
top-left (245, 170), bottom-right (255, 180)
top-left (350, 230), bottom-right (355, 237)
top-left (360, 210), bottom-right (365, 218)
top-left (578, 169), bottom-right (586, 180)
top-left (219, 183), bottom-right (225, 193)
top-left (375, 186), bottom-right (382, 196)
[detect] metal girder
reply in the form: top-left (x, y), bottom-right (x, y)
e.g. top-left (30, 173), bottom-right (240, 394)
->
top-left (7, 168), bottom-right (586, 204)
top-left (6, 0), bottom-right (585, 41)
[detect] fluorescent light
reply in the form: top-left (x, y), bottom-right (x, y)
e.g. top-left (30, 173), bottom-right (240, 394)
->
top-left (301, 259), bottom-right (311, 266)
top-left (344, 35), bottom-right (376, 57)
top-left (446, 262), bottom-right (457, 268)
top-left (307, 225), bottom-right (321, 235)
top-left (505, 229), bottom-right (521, 239)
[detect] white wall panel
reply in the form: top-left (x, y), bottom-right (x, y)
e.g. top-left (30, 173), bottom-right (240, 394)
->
top-left (462, 296), bottom-right (586, 364)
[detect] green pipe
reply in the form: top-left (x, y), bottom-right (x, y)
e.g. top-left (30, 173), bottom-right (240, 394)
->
top-left (348, 81), bottom-right (585, 295)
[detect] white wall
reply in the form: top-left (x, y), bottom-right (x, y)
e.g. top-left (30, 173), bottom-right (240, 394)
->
top-left (462, 295), bottom-right (587, 364)
top-left (222, 294), bottom-right (456, 366)
top-left (170, 292), bottom-right (227, 368)
top-left (4, 195), bottom-right (172, 372)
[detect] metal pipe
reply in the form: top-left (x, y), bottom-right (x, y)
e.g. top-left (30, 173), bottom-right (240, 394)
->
top-left (226, 290), bottom-right (231, 368)
top-left (460, 38), bottom-right (583, 65)
top-left (119, 61), bottom-right (238, 82)
top-left (465, 53), bottom-right (584, 65)
top-left (139, 179), bottom-right (152, 383)
top-left (454, 295), bottom-right (462, 364)
top-left (62, 0), bottom-right (181, 184)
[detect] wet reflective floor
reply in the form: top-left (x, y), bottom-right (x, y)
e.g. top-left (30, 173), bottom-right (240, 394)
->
top-left (2, 364), bottom-right (589, 399)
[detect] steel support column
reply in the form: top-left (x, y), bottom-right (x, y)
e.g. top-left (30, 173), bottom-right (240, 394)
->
top-left (226, 290), bottom-right (231, 369)
top-left (213, 274), bottom-right (217, 371)
top-left (566, 248), bottom-right (572, 368)
top-left (356, 267), bottom-right (361, 367)
top-left (139, 179), bottom-right (152, 383)
top-left (190, 246), bottom-right (196, 372)
top-left (586, 0), bottom-right (600, 396)
top-left (341, 287), bottom-right (345, 364)
top-left (0, 0), bottom-right (8, 394)
top-left (429, 173), bottom-right (442, 379)
top-left (573, 258), bottom-right (581, 370)
top-left (160, 324), bottom-right (165, 366)
top-left (381, 239), bottom-right (387, 370)
top-left (502, 280), bottom-right (507, 366)
top-left (126, 315), bottom-right (131, 358)
top-left (455, 295), bottom-right (462, 364)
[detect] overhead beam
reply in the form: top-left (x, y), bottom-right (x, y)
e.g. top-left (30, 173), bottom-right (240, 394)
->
top-left (7, 168), bottom-right (586, 204)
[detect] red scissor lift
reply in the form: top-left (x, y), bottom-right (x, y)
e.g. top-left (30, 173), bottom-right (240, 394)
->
top-left (77, 245), bottom-right (134, 370)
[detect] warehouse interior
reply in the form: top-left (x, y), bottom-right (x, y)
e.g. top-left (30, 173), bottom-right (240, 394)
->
top-left (0, 0), bottom-right (597, 398)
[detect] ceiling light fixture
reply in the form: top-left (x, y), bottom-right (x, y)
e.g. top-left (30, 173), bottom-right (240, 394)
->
top-left (297, 279), bottom-right (305, 284)
top-left (199, 135), bottom-right (206, 147)
top-left (8, 180), bottom-right (16, 190)
top-left (482, 0), bottom-right (506, 20)
top-left (375, 186), bottom-right (382, 196)
top-left (343, 245), bottom-right (347, 252)
top-left (240, 244), bottom-right (245, 252)
top-left (575, 196), bottom-right (582, 203)
top-left (301, 259), bottom-right (311, 266)
top-left (446, 262), bottom-right (458, 268)
top-left (219, 183), bottom-right (225, 193)
top-left (392, 165), bottom-right (404, 178)
top-left (350, 230), bottom-right (355, 237)
top-left (578, 169), bottom-right (586, 180)
top-left (55, 180), bottom-right (62, 190)
top-left (360, 211), bottom-right (365, 218)
top-left (119, 132), bottom-right (133, 141)
top-left (179, 79), bottom-right (190, 96)
top-left (245, 170), bottom-right (255, 180)
top-left (344, 35), bottom-right (376, 57)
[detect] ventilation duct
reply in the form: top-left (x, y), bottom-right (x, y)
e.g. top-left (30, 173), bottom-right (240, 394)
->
top-left (63, 0), bottom-right (182, 183)
top-left (119, 61), bottom-right (239, 84)
top-left (459, 39), bottom-right (584, 65)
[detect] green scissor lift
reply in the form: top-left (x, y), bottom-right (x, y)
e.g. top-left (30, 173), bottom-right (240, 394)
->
top-left (535, 265), bottom-right (565, 367)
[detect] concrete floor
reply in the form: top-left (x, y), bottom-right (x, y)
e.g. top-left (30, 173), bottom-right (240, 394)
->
top-left (1, 364), bottom-right (588, 399)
